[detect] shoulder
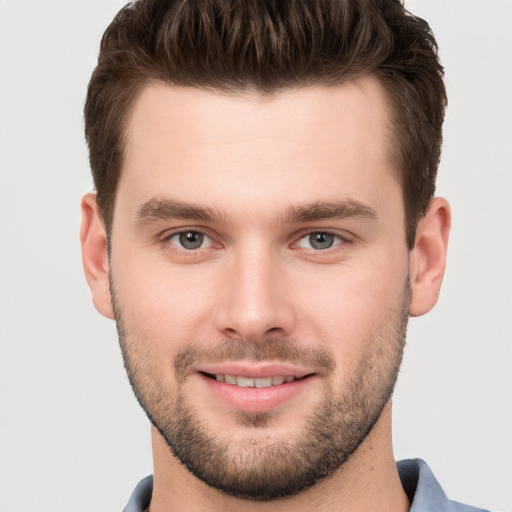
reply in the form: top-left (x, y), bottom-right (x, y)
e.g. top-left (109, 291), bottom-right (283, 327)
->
top-left (122, 475), bottom-right (153, 512)
top-left (397, 459), bottom-right (492, 512)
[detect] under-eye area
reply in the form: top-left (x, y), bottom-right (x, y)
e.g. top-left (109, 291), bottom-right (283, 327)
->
top-left (200, 372), bottom-right (314, 388)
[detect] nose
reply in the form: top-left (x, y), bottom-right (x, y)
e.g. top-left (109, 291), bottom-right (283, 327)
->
top-left (212, 244), bottom-right (296, 343)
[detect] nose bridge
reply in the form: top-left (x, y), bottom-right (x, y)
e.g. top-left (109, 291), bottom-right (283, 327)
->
top-left (214, 240), bottom-right (295, 342)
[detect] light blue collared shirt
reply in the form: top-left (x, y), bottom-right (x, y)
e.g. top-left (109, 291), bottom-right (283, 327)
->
top-left (123, 459), bottom-right (490, 512)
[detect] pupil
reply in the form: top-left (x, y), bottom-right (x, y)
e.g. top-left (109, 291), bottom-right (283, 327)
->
top-left (310, 232), bottom-right (334, 250)
top-left (180, 231), bottom-right (203, 249)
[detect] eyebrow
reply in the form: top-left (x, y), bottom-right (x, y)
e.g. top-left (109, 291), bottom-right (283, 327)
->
top-left (283, 200), bottom-right (377, 224)
top-left (135, 197), bottom-right (377, 225)
top-left (136, 198), bottom-right (226, 224)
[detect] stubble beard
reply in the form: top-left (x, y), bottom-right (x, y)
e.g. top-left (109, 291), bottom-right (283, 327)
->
top-left (112, 280), bottom-right (410, 501)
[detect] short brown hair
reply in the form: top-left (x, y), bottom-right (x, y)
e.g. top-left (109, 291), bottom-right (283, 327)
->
top-left (84, 0), bottom-right (446, 248)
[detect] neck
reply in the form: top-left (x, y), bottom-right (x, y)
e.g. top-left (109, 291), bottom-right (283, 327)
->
top-left (148, 402), bottom-right (409, 512)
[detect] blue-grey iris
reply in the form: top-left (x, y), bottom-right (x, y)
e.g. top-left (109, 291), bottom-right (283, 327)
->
top-left (310, 233), bottom-right (335, 250)
top-left (180, 231), bottom-right (204, 250)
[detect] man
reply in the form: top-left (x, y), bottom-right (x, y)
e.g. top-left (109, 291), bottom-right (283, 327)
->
top-left (79, 1), bottom-right (488, 511)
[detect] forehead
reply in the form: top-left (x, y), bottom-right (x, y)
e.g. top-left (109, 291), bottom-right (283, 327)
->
top-left (124, 77), bottom-right (393, 155)
top-left (118, 78), bottom-right (399, 222)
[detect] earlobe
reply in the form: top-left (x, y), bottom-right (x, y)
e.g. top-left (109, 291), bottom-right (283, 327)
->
top-left (80, 193), bottom-right (115, 319)
top-left (409, 197), bottom-right (451, 317)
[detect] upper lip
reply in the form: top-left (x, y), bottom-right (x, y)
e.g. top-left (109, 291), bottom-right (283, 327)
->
top-left (194, 363), bottom-right (315, 379)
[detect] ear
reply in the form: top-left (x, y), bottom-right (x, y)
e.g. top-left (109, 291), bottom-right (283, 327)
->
top-left (409, 197), bottom-right (451, 317)
top-left (80, 193), bottom-right (114, 319)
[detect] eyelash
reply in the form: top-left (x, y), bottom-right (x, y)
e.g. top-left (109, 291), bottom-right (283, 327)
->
top-left (162, 230), bottom-right (218, 251)
top-left (293, 231), bottom-right (350, 251)
top-left (161, 229), bottom-right (352, 253)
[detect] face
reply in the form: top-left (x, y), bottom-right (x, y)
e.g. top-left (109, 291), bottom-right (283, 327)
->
top-left (109, 79), bottom-right (412, 499)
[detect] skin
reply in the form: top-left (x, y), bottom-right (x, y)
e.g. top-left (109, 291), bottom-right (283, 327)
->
top-left (81, 77), bottom-right (450, 512)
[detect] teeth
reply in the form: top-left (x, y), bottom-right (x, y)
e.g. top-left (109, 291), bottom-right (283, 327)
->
top-left (225, 375), bottom-right (237, 385)
top-left (215, 374), bottom-right (297, 388)
top-left (255, 377), bottom-right (273, 388)
top-left (237, 376), bottom-right (255, 388)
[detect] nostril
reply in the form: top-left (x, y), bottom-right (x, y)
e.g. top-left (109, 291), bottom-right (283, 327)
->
top-left (222, 327), bottom-right (244, 341)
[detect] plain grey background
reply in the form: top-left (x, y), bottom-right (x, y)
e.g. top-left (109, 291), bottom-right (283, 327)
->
top-left (0, 1), bottom-right (511, 511)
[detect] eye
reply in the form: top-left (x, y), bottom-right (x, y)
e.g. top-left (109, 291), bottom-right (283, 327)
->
top-left (296, 232), bottom-right (344, 250)
top-left (168, 231), bottom-right (211, 250)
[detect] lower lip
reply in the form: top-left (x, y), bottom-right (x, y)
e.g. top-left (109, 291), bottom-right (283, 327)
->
top-left (199, 374), bottom-right (316, 413)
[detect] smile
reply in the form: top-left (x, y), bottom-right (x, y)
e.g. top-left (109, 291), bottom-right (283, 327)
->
top-left (198, 369), bottom-right (317, 412)
top-left (209, 373), bottom-right (299, 388)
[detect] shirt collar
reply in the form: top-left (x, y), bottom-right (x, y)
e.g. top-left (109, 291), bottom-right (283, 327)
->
top-left (123, 459), bottom-right (484, 512)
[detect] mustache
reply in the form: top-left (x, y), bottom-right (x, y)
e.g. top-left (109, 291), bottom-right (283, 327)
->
top-left (174, 339), bottom-right (336, 380)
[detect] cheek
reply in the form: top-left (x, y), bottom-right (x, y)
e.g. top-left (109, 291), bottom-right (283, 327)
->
top-left (112, 254), bottom-right (218, 345)
top-left (294, 250), bottom-right (408, 367)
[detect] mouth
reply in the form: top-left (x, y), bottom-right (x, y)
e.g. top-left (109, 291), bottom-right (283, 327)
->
top-left (195, 363), bottom-right (319, 412)
top-left (200, 372), bottom-right (309, 388)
